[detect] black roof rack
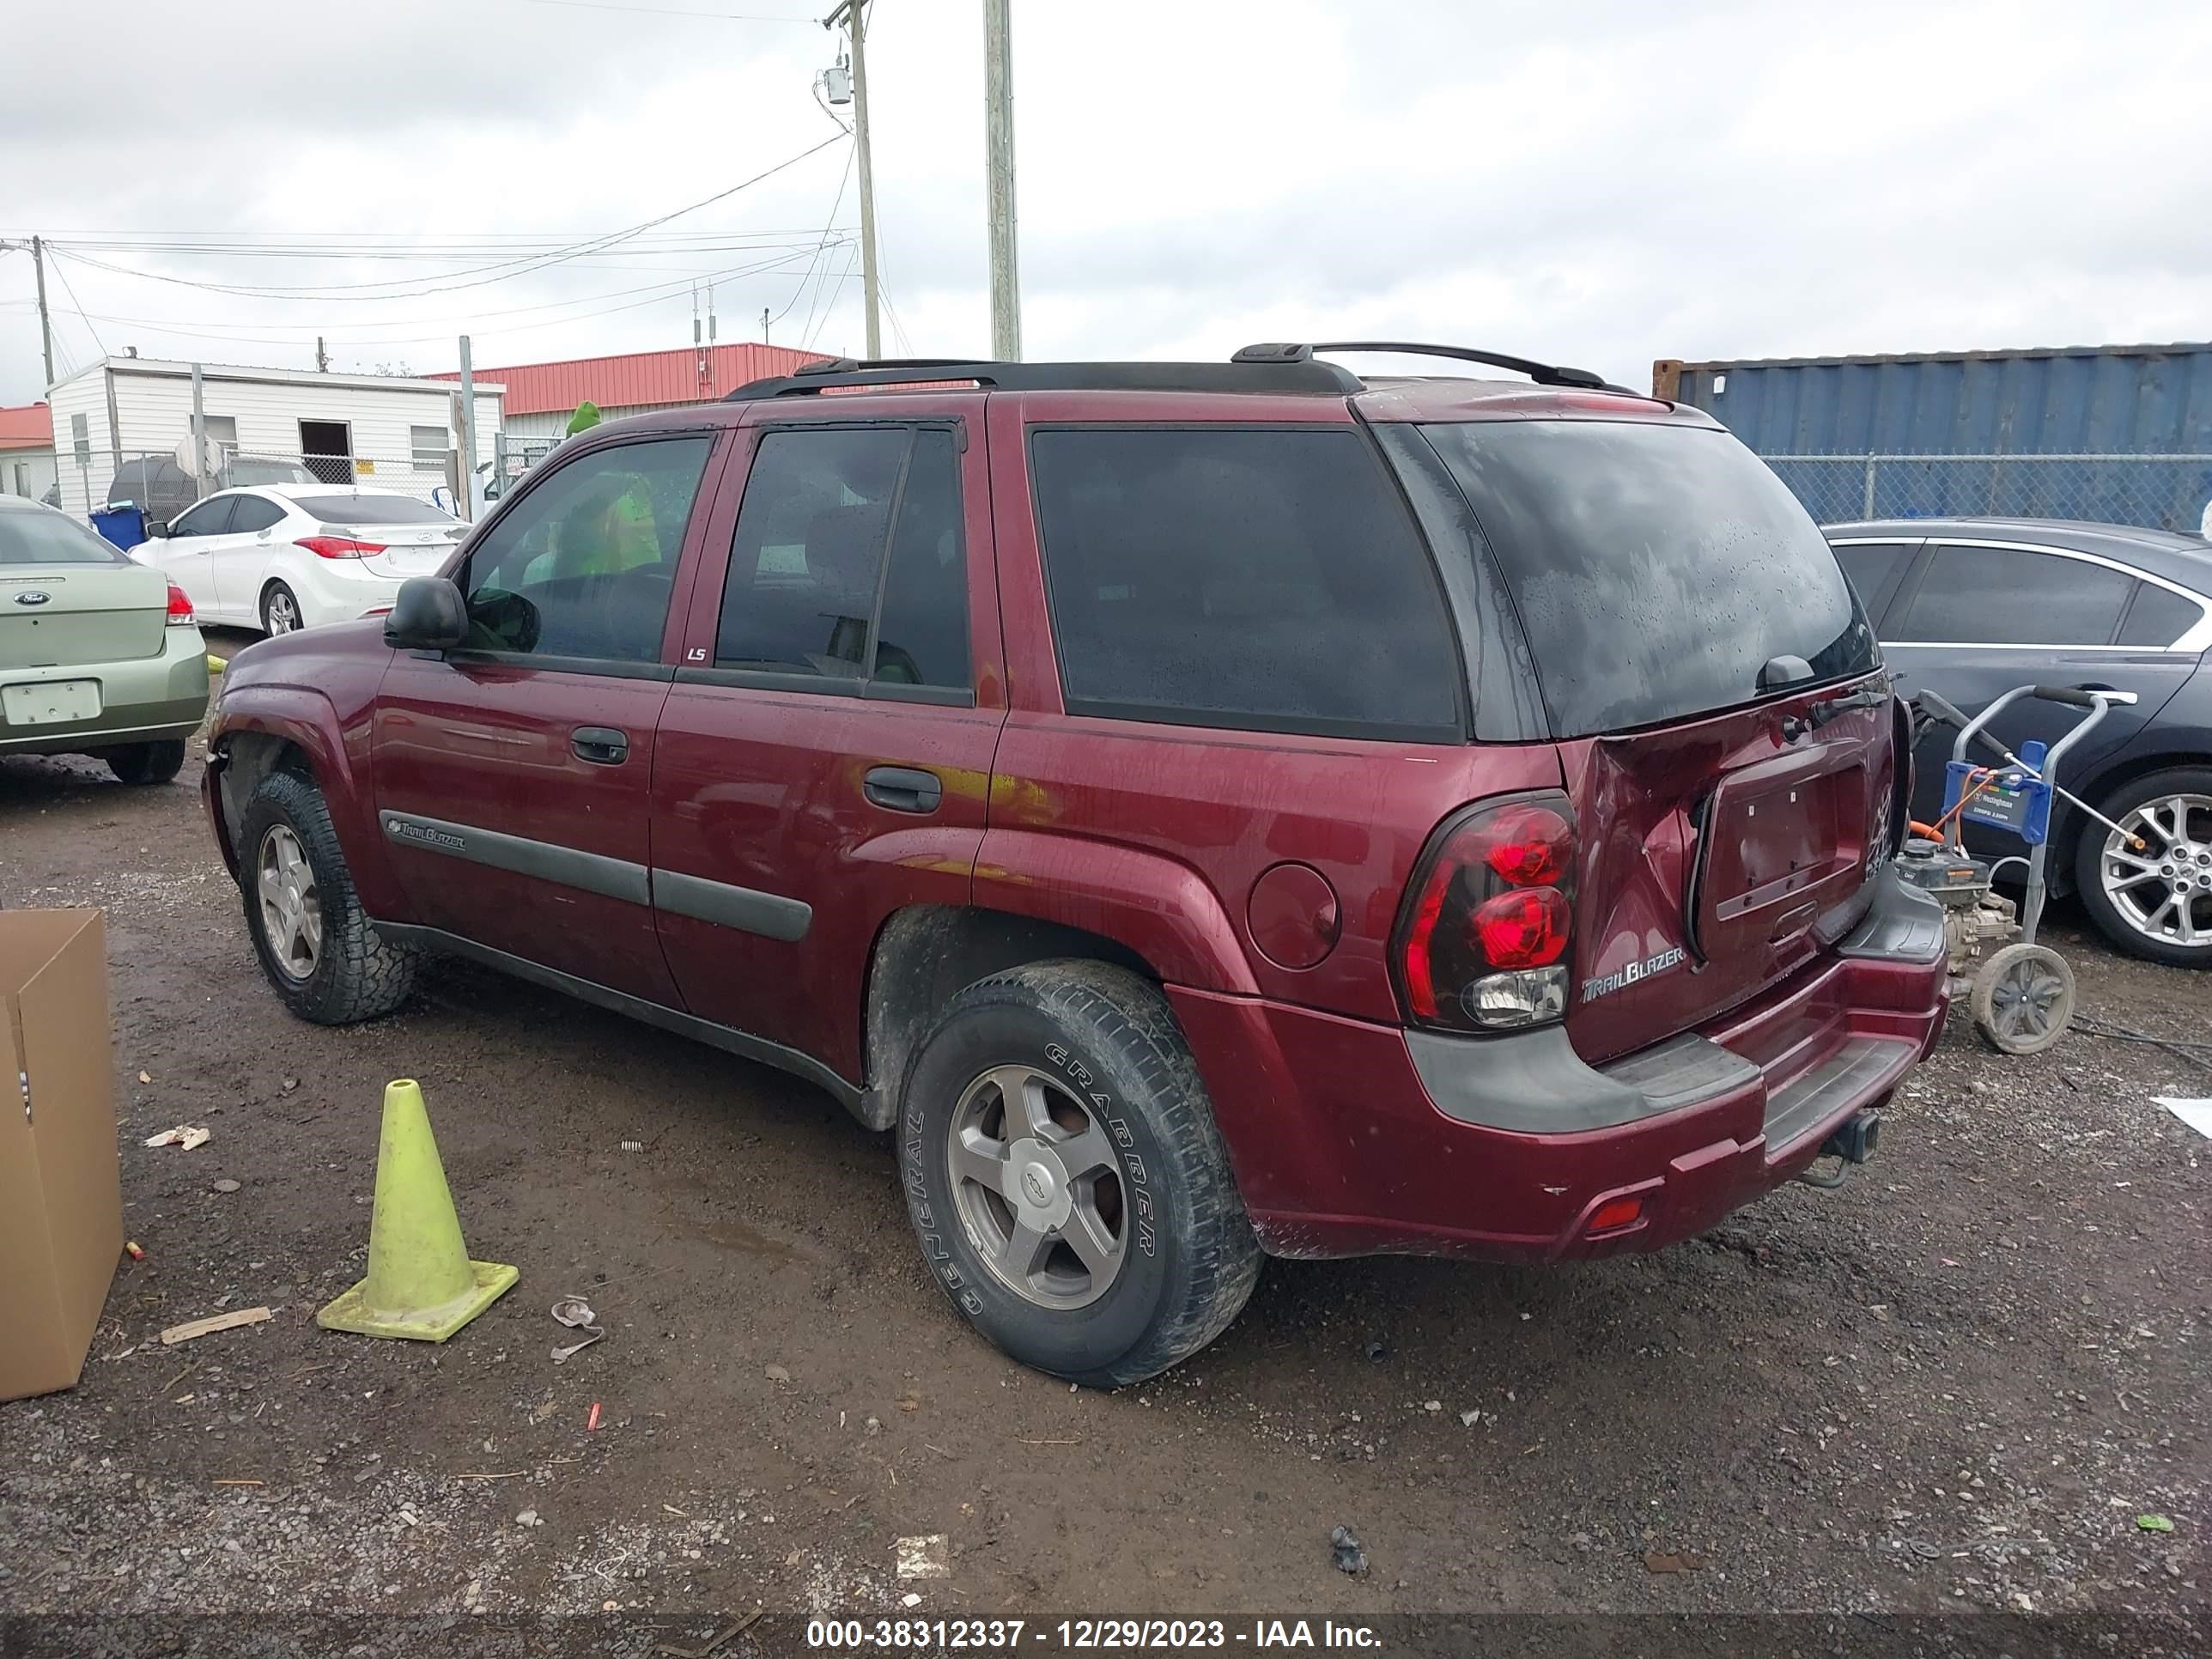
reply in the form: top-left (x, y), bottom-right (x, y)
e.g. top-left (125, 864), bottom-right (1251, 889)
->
top-left (1232, 340), bottom-right (1634, 394)
top-left (724, 355), bottom-right (1364, 400)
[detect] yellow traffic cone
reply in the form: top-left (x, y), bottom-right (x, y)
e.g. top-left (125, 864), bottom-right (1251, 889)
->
top-left (317, 1079), bottom-right (517, 1342)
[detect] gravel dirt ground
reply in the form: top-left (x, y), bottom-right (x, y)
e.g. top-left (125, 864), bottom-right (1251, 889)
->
top-left (1, 659), bottom-right (2205, 1650)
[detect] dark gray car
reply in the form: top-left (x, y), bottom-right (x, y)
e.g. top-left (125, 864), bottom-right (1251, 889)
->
top-left (1827, 517), bottom-right (2212, 967)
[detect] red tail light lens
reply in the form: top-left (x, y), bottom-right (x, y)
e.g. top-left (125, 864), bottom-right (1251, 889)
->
top-left (165, 581), bottom-right (195, 625)
top-left (1396, 793), bottom-right (1577, 1031)
top-left (295, 536), bottom-right (386, 561)
top-left (1472, 887), bottom-right (1569, 968)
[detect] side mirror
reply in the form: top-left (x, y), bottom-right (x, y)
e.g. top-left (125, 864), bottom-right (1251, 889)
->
top-left (143, 520), bottom-right (169, 538)
top-left (383, 577), bottom-right (468, 652)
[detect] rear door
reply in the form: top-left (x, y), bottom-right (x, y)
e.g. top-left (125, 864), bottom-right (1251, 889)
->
top-left (371, 431), bottom-right (723, 1002)
top-left (650, 398), bottom-right (1002, 1081)
top-left (1881, 538), bottom-right (2202, 830)
top-left (210, 493), bottom-right (288, 620)
top-left (1404, 416), bottom-right (1892, 1064)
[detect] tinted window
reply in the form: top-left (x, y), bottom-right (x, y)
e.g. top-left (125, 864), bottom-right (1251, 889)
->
top-left (294, 494), bottom-right (457, 526)
top-left (2118, 581), bottom-right (2205, 647)
top-left (715, 427), bottom-right (908, 678)
top-left (872, 430), bottom-right (968, 687)
top-left (461, 437), bottom-right (711, 664)
top-left (0, 506), bottom-right (130, 566)
top-left (169, 496), bottom-right (237, 538)
top-left (226, 459), bottom-right (317, 486)
top-left (1832, 541), bottom-right (1913, 618)
top-left (1414, 421), bottom-right (1877, 736)
top-left (228, 495), bottom-right (286, 533)
top-left (1030, 428), bottom-right (1459, 738)
top-left (1894, 546), bottom-right (2133, 645)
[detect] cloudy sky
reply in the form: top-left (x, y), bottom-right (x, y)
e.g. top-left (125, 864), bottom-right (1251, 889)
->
top-left (3, 0), bottom-right (2207, 404)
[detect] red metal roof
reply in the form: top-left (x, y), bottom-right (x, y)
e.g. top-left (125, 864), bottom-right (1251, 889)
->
top-left (0, 403), bottom-right (53, 450)
top-left (429, 343), bottom-right (830, 416)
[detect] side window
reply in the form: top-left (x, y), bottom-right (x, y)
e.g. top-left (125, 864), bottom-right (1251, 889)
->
top-left (714, 424), bottom-right (969, 690)
top-left (229, 496), bottom-right (285, 533)
top-left (170, 496), bottom-right (237, 538)
top-left (1830, 541), bottom-right (1913, 621)
top-left (1893, 545), bottom-right (2135, 647)
top-left (2117, 582), bottom-right (2206, 647)
top-left (459, 436), bottom-right (712, 664)
top-left (1028, 427), bottom-right (1461, 738)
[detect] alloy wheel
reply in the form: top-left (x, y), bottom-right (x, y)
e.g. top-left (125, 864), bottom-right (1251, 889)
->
top-left (266, 589), bottom-right (301, 634)
top-left (256, 824), bottom-right (323, 980)
top-left (945, 1063), bottom-right (1127, 1311)
top-left (2098, 793), bottom-right (2212, 951)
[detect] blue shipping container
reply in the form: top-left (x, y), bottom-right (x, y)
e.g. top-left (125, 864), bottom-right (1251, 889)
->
top-left (1654, 342), bottom-right (2212, 532)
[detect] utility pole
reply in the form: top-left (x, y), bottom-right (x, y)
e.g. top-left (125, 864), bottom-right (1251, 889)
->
top-left (824, 0), bottom-right (881, 359)
top-left (30, 235), bottom-right (55, 389)
top-left (457, 335), bottom-right (477, 524)
top-left (983, 0), bottom-right (1021, 361)
top-left (316, 336), bottom-right (329, 373)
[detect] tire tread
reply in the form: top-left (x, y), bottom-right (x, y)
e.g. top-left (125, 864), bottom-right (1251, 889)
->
top-left (240, 769), bottom-right (417, 1024)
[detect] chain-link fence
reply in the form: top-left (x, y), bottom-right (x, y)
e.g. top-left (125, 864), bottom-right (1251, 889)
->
top-left (59, 444), bottom-right (481, 526)
top-left (1765, 452), bottom-right (2212, 534)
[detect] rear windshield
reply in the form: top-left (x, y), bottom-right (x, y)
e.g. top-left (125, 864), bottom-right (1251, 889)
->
top-left (294, 495), bottom-right (457, 526)
top-left (227, 459), bottom-right (316, 485)
top-left (1413, 421), bottom-right (1878, 736)
top-left (0, 507), bottom-right (129, 566)
top-left (1029, 427), bottom-right (1462, 740)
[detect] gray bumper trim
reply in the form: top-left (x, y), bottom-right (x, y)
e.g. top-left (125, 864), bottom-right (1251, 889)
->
top-left (1407, 1024), bottom-right (1762, 1134)
top-left (1834, 868), bottom-right (1948, 964)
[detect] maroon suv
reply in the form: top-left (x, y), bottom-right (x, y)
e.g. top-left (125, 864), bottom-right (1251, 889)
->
top-left (204, 343), bottom-right (1951, 1385)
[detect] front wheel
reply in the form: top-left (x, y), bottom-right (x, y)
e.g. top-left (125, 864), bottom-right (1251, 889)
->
top-left (237, 769), bottom-right (417, 1024)
top-left (1971, 942), bottom-right (2076, 1055)
top-left (105, 739), bottom-right (186, 785)
top-left (897, 962), bottom-right (1261, 1388)
top-left (2073, 769), bottom-right (2212, 967)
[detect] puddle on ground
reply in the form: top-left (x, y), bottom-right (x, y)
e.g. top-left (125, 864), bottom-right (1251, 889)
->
top-left (686, 1216), bottom-right (807, 1265)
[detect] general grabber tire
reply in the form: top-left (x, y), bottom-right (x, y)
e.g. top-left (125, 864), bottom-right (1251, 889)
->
top-left (897, 961), bottom-right (1263, 1388)
top-left (238, 768), bottom-right (418, 1024)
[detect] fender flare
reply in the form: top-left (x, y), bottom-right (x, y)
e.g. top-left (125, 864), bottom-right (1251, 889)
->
top-left (970, 827), bottom-right (1259, 994)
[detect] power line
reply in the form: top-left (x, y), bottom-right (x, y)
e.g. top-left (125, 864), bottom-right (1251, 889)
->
top-left (502, 0), bottom-right (817, 20)
top-left (47, 132), bottom-right (846, 303)
top-left (45, 252), bottom-right (106, 362)
top-left (771, 143), bottom-right (854, 328)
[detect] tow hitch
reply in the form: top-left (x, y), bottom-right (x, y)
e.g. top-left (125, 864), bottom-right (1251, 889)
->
top-left (1796, 1109), bottom-right (1881, 1189)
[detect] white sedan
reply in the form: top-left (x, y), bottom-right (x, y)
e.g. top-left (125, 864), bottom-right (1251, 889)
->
top-left (137, 484), bottom-right (464, 635)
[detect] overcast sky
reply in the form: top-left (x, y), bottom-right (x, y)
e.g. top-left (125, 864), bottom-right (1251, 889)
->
top-left (3, 0), bottom-right (2207, 404)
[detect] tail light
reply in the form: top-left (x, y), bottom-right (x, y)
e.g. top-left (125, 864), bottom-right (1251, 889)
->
top-left (295, 536), bottom-right (386, 560)
top-left (165, 581), bottom-right (196, 626)
top-left (1395, 793), bottom-right (1576, 1032)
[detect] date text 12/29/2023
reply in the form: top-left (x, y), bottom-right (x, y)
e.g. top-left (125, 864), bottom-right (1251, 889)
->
top-left (805, 1619), bottom-right (1383, 1650)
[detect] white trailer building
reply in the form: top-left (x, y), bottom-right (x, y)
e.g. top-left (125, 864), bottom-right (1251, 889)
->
top-left (44, 356), bottom-right (503, 519)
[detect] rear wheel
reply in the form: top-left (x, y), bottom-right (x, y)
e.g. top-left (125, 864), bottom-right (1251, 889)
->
top-left (1971, 942), bottom-right (2076, 1055)
top-left (262, 580), bottom-right (303, 635)
top-left (104, 739), bottom-right (187, 785)
top-left (897, 962), bottom-right (1261, 1388)
top-left (2074, 768), bottom-right (2212, 967)
top-left (238, 769), bottom-right (416, 1023)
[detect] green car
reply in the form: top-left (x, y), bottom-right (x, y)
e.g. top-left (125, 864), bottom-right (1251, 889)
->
top-left (1, 496), bottom-right (210, 785)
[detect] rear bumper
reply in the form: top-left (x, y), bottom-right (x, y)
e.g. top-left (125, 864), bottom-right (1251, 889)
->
top-left (0, 626), bottom-right (210, 755)
top-left (289, 558), bottom-right (406, 629)
top-left (1174, 873), bottom-right (1950, 1264)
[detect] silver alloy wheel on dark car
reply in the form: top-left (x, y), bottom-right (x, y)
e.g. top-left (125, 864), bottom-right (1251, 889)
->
top-left (2097, 792), bottom-right (2212, 951)
top-left (946, 1062), bottom-right (1127, 1310)
top-left (257, 823), bottom-right (323, 980)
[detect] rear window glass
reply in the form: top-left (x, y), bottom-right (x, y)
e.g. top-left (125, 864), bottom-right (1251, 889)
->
top-left (0, 507), bottom-right (129, 566)
top-left (294, 495), bottom-right (457, 526)
top-left (2117, 580), bottom-right (2203, 647)
top-left (1893, 546), bottom-right (2132, 646)
top-left (1413, 422), bottom-right (1878, 736)
top-left (1029, 428), bottom-right (1461, 739)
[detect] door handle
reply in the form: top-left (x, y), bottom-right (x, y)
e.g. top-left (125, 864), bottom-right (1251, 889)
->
top-left (571, 726), bottom-right (629, 765)
top-left (864, 765), bottom-right (943, 814)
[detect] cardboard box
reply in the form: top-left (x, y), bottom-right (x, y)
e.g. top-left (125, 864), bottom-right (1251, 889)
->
top-left (0, 910), bottom-right (124, 1402)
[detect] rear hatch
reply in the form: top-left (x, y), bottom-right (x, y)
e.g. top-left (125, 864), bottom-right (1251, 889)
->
top-left (285, 491), bottom-right (462, 580)
top-left (1401, 415), bottom-right (1893, 1063)
top-left (1, 509), bottom-right (169, 668)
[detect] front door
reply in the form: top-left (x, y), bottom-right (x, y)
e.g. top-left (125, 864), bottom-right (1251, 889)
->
top-left (651, 401), bottom-right (1003, 1081)
top-left (143, 494), bottom-right (239, 619)
top-left (372, 430), bottom-right (724, 1003)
